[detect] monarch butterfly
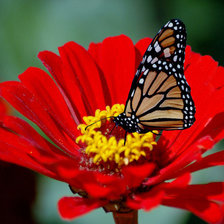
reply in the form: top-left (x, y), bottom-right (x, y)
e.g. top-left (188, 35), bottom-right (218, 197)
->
top-left (113, 19), bottom-right (196, 134)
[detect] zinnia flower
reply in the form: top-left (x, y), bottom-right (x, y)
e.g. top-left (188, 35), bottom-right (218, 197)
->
top-left (0, 35), bottom-right (224, 224)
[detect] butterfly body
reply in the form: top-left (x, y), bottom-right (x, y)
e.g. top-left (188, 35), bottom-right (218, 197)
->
top-left (113, 112), bottom-right (143, 133)
top-left (114, 19), bottom-right (196, 134)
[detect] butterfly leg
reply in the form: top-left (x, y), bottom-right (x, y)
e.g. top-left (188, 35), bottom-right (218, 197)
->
top-left (124, 131), bottom-right (128, 145)
top-left (151, 130), bottom-right (162, 142)
top-left (85, 116), bottom-right (114, 131)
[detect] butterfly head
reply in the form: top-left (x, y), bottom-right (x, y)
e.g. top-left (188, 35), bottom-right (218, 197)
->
top-left (113, 112), bottom-right (142, 133)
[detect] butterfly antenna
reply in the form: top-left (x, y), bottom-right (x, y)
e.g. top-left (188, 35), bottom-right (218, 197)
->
top-left (85, 116), bottom-right (114, 131)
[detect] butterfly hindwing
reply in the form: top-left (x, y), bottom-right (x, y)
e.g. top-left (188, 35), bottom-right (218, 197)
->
top-left (123, 19), bottom-right (195, 132)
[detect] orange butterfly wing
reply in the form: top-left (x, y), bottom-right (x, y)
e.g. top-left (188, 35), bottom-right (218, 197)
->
top-left (124, 19), bottom-right (195, 132)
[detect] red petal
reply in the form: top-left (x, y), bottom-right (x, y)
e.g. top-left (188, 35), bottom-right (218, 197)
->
top-left (0, 122), bottom-right (57, 179)
top-left (19, 67), bottom-right (80, 139)
top-left (162, 182), bottom-right (224, 224)
top-left (88, 42), bottom-right (102, 69)
top-left (173, 150), bottom-right (224, 177)
top-left (1, 115), bottom-right (88, 187)
top-left (58, 41), bottom-right (108, 112)
top-left (0, 81), bottom-right (79, 156)
top-left (91, 35), bottom-right (136, 105)
top-left (122, 163), bottom-right (155, 188)
top-left (58, 197), bottom-right (105, 220)
top-left (56, 168), bottom-right (95, 189)
top-left (164, 173), bottom-right (191, 189)
top-left (164, 182), bottom-right (224, 203)
top-left (195, 95), bottom-right (224, 144)
top-left (163, 197), bottom-right (222, 224)
top-left (67, 170), bottom-right (121, 195)
top-left (145, 136), bottom-right (214, 185)
top-left (38, 50), bottom-right (84, 123)
top-left (0, 98), bottom-right (9, 118)
top-left (0, 116), bottom-right (80, 182)
top-left (81, 172), bottom-right (126, 199)
top-left (212, 66), bottom-right (224, 89)
top-left (127, 174), bottom-right (191, 211)
top-left (127, 187), bottom-right (164, 210)
top-left (82, 183), bottom-right (117, 199)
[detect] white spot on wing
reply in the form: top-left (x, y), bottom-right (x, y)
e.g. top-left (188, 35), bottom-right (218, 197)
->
top-left (142, 66), bottom-right (146, 72)
top-left (143, 69), bottom-right (149, 75)
top-left (154, 41), bottom-right (159, 48)
top-left (164, 48), bottom-right (171, 58)
top-left (173, 55), bottom-right (178, 62)
top-left (147, 55), bottom-right (152, 63)
top-left (139, 78), bottom-right (144, 84)
top-left (168, 22), bottom-right (173, 27)
top-left (131, 90), bottom-right (135, 97)
top-left (151, 57), bottom-right (158, 64)
top-left (148, 45), bottom-right (152, 51)
top-left (142, 56), bottom-right (146, 63)
top-left (155, 44), bottom-right (161, 53)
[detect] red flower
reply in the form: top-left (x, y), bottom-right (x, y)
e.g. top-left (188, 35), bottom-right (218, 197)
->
top-left (1, 35), bottom-right (224, 224)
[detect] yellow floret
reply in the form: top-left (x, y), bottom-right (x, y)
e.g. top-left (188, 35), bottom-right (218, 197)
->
top-left (76, 104), bottom-right (157, 167)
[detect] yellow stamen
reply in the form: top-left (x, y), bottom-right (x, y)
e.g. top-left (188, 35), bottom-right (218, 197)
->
top-left (76, 104), bottom-right (157, 168)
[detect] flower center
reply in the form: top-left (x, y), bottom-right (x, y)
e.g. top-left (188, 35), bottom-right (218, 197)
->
top-left (76, 104), bottom-right (157, 172)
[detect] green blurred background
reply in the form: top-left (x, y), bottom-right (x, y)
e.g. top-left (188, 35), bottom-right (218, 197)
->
top-left (0, 0), bottom-right (224, 223)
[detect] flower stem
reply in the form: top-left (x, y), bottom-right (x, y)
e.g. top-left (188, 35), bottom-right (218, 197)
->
top-left (112, 210), bottom-right (138, 224)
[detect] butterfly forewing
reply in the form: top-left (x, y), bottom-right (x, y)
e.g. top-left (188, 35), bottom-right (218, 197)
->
top-left (123, 19), bottom-right (195, 132)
